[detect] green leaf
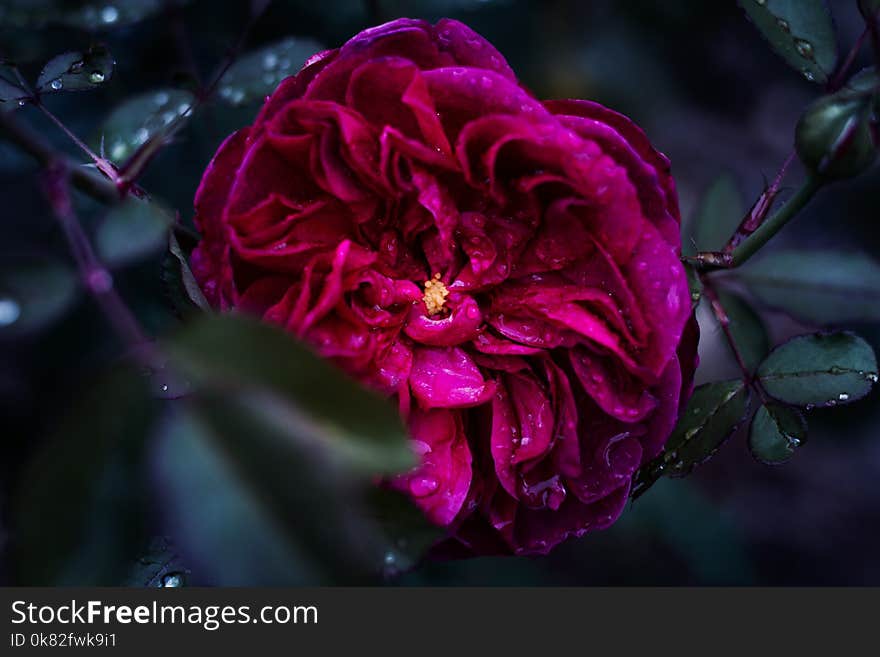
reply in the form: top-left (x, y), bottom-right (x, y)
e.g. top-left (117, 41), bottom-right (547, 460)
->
top-left (164, 314), bottom-right (414, 476)
top-left (685, 262), bottom-right (702, 309)
top-left (0, 258), bottom-right (78, 337)
top-left (14, 368), bottom-right (157, 584)
top-left (160, 232), bottom-right (210, 315)
top-left (96, 197), bottom-right (173, 267)
top-left (758, 332), bottom-right (878, 407)
top-left (740, 250), bottom-right (880, 324)
top-left (218, 37), bottom-right (324, 106)
top-left (748, 402), bottom-right (807, 464)
top-left (738, 0), bottom-right (838, 84)
top-left (0, 67), bottom-right (29, 106)
top-left (96, 89), bottom-right (194, 164)
top-left (153, 398), bottom-right (390, 585)
top-left (36, 45), bottom-right (114, 93)
top-left (633, 380), bottom-right (751, 496)
top-left (692, 173), bottom-right (743, 252)
top-left (718, 291), bottom-right (770, 372)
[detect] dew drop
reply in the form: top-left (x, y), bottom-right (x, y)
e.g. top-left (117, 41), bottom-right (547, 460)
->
top-left (100, 5), bottom-right (119, 24)
top-left (866, 373), bottom-right (879, 383)
top-left (755, 0), bottom-right (766, 5)
top-left (838, 392), bottom-right (849, 401)
top-left (787, 436), bottom-right (801, 448)
top-left (795, 39), bottom-right (814, 59)
top-left (110, 141), bottom-right (127, 160)
top-left (802, 69), bottom-right (816, 82)
top-left (161, 573), bottom-right (183, 588)
top-left (263, 52), bottom-right (278, 69)
top-left (50, 79), bottom-right (62, 90)
top-left (134, 127), bottom-right (149, 144)
top-left (88, 70), bottom-right (105, 84)
top-left (776, 18), bottom-right (790, 32)
top-left (154, 91), bottom-right (169, 106)
top-left (0, 298), bottom-right (21, 327)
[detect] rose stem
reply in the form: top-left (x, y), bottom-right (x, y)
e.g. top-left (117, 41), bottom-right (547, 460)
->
top-left (42, 163), bottom-right (151, 351)
top-left (690, 176), bottom-right (823, 271)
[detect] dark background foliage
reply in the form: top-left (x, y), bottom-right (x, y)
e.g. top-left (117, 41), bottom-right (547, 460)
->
top-left (1, 0), bottom-right (878, 585)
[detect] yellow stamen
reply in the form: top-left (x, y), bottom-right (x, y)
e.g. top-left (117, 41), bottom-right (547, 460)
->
top-left (422, 273), bottom-right (449, 316)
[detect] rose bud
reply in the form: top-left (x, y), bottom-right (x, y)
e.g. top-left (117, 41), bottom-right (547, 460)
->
top-left (191, 19), bottom-right (698, 555)
top-left (795, 69), bottom-right (879, 180)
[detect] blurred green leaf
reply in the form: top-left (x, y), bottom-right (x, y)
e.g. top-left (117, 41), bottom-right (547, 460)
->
top-left (37, 45), bottom-right (114, 93)
top-left (748, 402), bottom-right (807, 464)
top-left (757, 332), bottom-right (878, 407)
top-left (738, 0), bottom-right (838, 84)
top-left (218, 37), bottom-right (324, 106)
top-left (153, 397), bottom-right (389, 585)
top-left (14, 368), bottom-right (157, 584)
top-left (96, 197), bottom-right (173, 267)
top-left (96, 89), bottom-right (194, 164)
top-left (164, 314), bottom-right (414, 475)
top-left (740, 250), bottom-right (880, 324)
top-left (0, 258), bottom-right (78, 338)
top-left (160, 232), bottom-right (209, 315)
top-left (366, 488), bottom-right (441, 577)
top-left (718, 291), bottom-right (770, 372)
top-left (0, 1), bottom-right (171, 31)
top-left (634, 380), bottom-right (751, 496)
top-left (692, 173), bottom-right (743, 253)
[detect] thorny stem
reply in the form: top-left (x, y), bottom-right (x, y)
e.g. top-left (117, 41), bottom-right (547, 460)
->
top-left (42, 163), bottom-right (150, 350)
top-left (724, 150), bottom-right (795, 252)
top-left (688, 176), bottom-right (823, 272)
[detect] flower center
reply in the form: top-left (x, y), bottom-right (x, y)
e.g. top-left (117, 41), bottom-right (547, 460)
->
top-left (422, 273), bottom-right (449, 316)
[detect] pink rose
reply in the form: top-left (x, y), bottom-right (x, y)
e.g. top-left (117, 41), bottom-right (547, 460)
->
top-left (192, 18), bottom-right (698, 555)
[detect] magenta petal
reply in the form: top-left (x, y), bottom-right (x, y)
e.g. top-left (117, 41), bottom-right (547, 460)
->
top-left (404, 294), bottom-right (482, 346)
top-left (410, 346), bottom-right (495, 409)
top-left (397, 408), bottom-right (472, 526)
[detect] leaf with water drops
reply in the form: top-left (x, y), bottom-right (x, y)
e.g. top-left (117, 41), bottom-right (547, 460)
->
top-left (36, 45), bottom-right (114, 93)
top-left (718, 291), bottom-right (770, 373)
top-left (218, 37), bottom-right (324, 106)
top-left (740, 250), bottom-right (880, 324)
top-left (164, 314), bottom-right (415, 476)
top-left (691, 173), bottom-right (743, 253)
top-left (633, 380), bottom-right (751, 496)
top-left (749, 402), bottom-right (807, 465)
top-left (757, 332), bottom-right (878, 408)
top-left (160, 231), bottom-right (209, 315)
top-left (0, 66), bottom-right (29, 107)
top-left (14, 368), bottom-right (157, 584)
top-left (95, 197), bottom-right (173, 267)
top-left (125, 536), bottom-right (189, 587)
top-left (96, 89), bottom-right (194, 164)
top-left (738, 0), bottom-right (838, 84)
top-left (0, 258), bottom-right (78, 338)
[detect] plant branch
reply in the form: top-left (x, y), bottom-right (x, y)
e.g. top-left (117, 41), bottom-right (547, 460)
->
top-left (0, 109), bottom-right (119, 203)
top-left (688, 176), bottom-right (823, 271)
top-left (41, 163), bottom-right (150, 349)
